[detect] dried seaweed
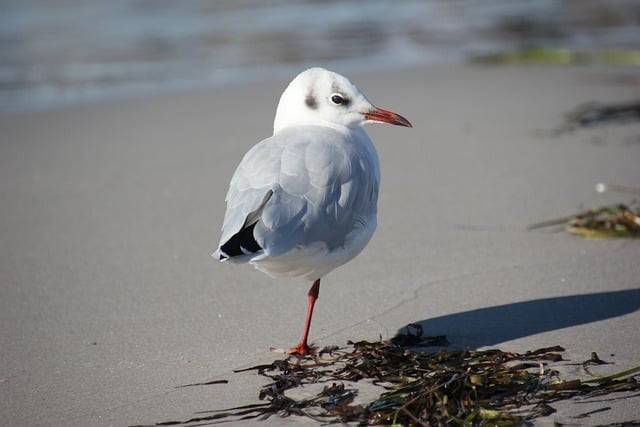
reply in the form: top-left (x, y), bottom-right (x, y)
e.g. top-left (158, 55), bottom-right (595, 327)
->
top-left (175, 379), bottom-right (229, 388)
top-left (552, 101), bottom-right (640, 134)
top-left (390, 323), bottom-right (449, 347)
top-left (143, 330), bottom-right (640, 426)
top-left (572, 406), bottom-right (611, 419)
top-left (567, 102), bottom-right (640, 129)
top-left (529, 202), bottom-right (640, 239)
top-left (473, 48), bottom-right (640, 67)
top-left (565, 203), bottom-right (640, 239)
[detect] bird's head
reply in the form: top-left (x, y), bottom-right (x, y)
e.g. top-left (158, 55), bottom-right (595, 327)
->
top-left (273, 67), bottom-right (412, 133)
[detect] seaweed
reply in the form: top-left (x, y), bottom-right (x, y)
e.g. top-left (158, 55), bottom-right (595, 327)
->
top-left (565, 203), bottom-right (640, 239)
top-left (529, 202), bottom-right (640, 239)
top-left (141, 332), bottom-right (640, 426)
top-left (561, 102), bottom-right (640, 132)
top-left (472, 48), bottom-right (640, 67)
top-left (175, 379), bottom-right (229, 388)
top-left (541, 100), bottom-right (640, 137)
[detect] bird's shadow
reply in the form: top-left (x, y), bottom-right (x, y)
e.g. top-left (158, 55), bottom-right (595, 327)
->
top-left (394, 289), bottom-right (640, 350)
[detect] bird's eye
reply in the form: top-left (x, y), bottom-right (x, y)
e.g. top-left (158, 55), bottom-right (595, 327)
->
top-left (330, 94), bottom-right (345, 105)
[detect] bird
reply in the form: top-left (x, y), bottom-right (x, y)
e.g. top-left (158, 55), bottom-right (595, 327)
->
top-left (213, 67), bottom-right (412, 355)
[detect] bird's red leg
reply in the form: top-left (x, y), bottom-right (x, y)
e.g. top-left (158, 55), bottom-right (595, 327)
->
top-left (289, 279), bottom-right (320, 356)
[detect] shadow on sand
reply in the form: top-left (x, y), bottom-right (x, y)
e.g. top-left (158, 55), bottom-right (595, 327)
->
top-left (395, 289), bottom-right (640, 349)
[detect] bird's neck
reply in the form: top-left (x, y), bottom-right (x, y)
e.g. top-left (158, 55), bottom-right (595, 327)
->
top-left (273, 118), bottom-right (354, 136)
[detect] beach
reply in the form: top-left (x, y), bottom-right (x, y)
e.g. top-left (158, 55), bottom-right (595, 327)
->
top-left (1, 64), bottom-right (639, 425)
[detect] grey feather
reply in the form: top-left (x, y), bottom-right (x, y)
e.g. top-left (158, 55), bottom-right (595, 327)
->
top-left (216, 125), bottom-right (379, 262)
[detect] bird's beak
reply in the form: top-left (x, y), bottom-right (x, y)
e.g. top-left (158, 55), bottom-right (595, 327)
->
top-left (363, 106), bottom-right (412, 128)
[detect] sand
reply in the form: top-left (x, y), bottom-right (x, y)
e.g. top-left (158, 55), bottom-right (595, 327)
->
top-left (1, 65), bottom-right (639, 426)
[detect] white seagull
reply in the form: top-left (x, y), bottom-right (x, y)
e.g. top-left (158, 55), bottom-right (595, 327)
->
top-left (213, 67), bottom-right (412, 355)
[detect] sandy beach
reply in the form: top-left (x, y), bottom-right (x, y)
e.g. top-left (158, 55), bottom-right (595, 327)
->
top-left (1, 64), bottom-right (639, 425)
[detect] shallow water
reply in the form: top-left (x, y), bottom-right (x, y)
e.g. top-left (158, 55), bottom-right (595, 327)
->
top-left (1, 0), bottom-right (638, 111)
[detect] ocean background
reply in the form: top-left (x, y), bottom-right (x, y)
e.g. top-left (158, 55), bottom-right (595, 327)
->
top-left (1, 0), bottom-right (639, 112)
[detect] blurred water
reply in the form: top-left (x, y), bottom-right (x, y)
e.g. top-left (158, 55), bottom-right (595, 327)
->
top-left (1, 0), bottom-right (638, 112)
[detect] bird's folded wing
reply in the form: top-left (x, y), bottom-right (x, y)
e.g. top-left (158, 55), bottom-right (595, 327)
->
top-left (217, 127), bottom-right (375, 259)
top-left (218, 139), bottom-right (282, 249)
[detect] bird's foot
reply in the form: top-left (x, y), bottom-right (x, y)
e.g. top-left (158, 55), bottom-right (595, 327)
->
top-left (270, 343), bottom-right (316, 356)
top-left (289, 343), bottom-right (316, 356)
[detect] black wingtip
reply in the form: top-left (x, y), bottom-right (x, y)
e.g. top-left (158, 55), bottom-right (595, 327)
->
top-left (219, 222), bottom-right (262, 258)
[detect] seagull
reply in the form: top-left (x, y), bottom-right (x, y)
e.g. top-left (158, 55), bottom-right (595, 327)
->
top-left (213, 67), bottom-right (412, 355)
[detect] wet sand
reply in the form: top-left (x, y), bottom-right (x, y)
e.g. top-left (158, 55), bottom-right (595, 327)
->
top-left (1, 65), bottom-right (639, 425)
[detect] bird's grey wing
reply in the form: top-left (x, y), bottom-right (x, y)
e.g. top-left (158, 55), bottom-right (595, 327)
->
top-left (255, 127), bottom-right (378, 256)
top-left (215, 132), bottom-right (315, 260)
top-left (216, 127), bottom-right (377, 262)
top-left (215, 138), bottom-right (283, 259)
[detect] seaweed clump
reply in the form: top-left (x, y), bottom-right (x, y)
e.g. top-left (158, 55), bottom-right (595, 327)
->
top-left (529, 202), bottom-right (640, 239)
top-left (561, 102), bottom-right (640, 131)
top-left (146, 328), bottom-right (640, 426)
top-left (566, 203), bottom-right (640, 239)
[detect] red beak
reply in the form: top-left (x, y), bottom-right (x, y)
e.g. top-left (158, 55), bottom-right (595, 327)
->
top-left (363, 107), bottom-right (412, 128)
